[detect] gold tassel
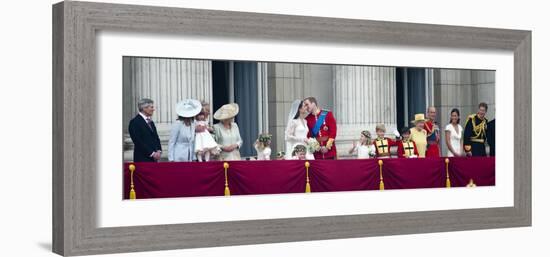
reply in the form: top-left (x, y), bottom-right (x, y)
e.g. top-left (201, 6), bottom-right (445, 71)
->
top-left (305, 161), bottom-right (311, 193)
top-left (223, 162), bottom-right (230, 196)
top-left (129, 164), bottom-right (136, 200)
top-left (445, 158), bottom-right (451, 188)
top-left (378, 160), bottom-right (384, 190)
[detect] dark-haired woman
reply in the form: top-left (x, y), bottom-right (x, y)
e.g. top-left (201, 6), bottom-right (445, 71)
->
top-left (168, 99), bottom-right (202, 162)
top-left (444, 108), bottom-right (463, 157)
top-left (284, 99), bottom-right (314, 160)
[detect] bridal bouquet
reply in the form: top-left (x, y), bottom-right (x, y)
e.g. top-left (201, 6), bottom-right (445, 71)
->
top-left (368, 147), bottom-right (376, 158)
top-left (305, 138), bottom-right (321, 153)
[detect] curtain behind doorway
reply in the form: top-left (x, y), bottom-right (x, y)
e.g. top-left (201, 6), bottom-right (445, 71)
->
top-left (396, 68), bottom-right (426, 130)
top-left (234, 62), bottom-right (259, 158)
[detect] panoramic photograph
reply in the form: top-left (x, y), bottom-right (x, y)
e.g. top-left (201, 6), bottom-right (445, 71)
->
top-left (122, 57), bottom-right (496, 199)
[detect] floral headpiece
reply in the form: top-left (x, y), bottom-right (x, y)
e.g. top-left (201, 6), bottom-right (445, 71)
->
top-left (258, 133), bottom-right (272, 143)
top-left (361, 130), bottom-right (371, 138)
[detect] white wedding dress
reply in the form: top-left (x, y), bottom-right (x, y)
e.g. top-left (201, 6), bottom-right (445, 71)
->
top-left (285, 118), bottom-right (315, 160)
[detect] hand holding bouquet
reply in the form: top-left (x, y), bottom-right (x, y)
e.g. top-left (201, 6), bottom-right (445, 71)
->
top-left (305, 138), bottom-right (321, 153)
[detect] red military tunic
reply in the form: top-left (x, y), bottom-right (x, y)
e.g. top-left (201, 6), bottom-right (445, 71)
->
top-left (305, 109), bottom-right (337, 159)
top-left (424, 120), bottom-right (440, 158)
top-left (397, 139), bottom-right (419, 158)
top-left (373, 137), bottom-right (397, 158)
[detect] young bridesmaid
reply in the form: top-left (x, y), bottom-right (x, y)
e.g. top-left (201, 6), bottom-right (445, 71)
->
top-left (254, 133), bottom-right (272, 160)
top-left (348, 130), bottom-right (376, 159)
top-left (291, 145), bottom-right (307, 160)
top-left (194, 112), bottom-right (220, 162)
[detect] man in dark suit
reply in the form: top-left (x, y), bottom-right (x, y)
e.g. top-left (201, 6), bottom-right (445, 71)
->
top-left (128, 98), bottom-right (162, 162)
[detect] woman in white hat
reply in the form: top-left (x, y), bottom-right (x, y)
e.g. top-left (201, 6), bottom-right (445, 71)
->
top-left (409, 113), bottom-right (428, 158)
top-left (168, 99), bottom-right (202, 162)
top-left (213, 103), bottom-right (243, 161)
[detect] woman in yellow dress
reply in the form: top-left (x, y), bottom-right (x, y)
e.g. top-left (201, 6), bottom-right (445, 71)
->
top-left (409, 114), bottom-right (428, 158)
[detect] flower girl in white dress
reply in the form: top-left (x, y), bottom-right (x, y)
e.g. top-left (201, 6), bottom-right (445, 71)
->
top-left (194, 112), bottom-right (220, 161)
top-left (285, 100), bottom-right (315, 160)
top-left (291, 145), bottom-right (307, 160)
top-left (348, 130), bottom-right (376, 159)
top-left (254, 134), bottom-right (272, 160)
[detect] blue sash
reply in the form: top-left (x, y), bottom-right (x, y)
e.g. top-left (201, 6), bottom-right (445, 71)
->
top-left (427, 131), bottom-right (438, 141)
top-left (312, 111), bottom-right (328, 137)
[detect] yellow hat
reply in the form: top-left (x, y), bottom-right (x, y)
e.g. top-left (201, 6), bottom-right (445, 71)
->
top-left (410, 113), bottom-right (427, 124)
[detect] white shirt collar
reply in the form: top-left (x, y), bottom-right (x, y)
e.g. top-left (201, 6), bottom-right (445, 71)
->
top-left (138, 112), bottom-right (151, 122)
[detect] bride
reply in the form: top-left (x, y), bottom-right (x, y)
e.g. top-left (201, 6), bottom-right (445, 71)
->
top-left (285, 99), bottom-right (315, 160)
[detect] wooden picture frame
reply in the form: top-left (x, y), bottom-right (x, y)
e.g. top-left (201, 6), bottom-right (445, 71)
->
top-left (52, 1), bottom-right (531, 256)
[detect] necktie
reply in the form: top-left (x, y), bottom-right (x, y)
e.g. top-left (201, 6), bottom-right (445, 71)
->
top-left (146, 118), bottom-right (153, 131)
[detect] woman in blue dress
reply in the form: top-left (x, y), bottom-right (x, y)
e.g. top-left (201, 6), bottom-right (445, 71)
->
top-left (168, 99), bottom-right (202, 162)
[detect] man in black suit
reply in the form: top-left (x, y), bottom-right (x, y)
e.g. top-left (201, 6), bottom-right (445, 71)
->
top-left (128, 98), bottom-right (162, 162)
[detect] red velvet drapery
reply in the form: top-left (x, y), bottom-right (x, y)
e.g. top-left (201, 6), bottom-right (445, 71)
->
top-left (123, 157), bottom-right (495, 199)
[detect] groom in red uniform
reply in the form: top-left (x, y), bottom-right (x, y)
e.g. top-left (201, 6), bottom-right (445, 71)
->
top-left (303, 97), bottom-right (337, 159)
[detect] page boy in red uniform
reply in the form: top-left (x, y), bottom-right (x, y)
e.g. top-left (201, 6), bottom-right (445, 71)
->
top-left (397, 127), bottom-right (419, 158)
top-left (373, 123), bottom-right (397, 158)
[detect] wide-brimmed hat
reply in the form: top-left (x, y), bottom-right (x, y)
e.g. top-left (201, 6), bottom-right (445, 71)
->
top-left (213, 103), bottom-right (239, 120)
top-left (410, 113), bottom-right (427, 124)
top-left (176, 99), bottom-right (202, 118)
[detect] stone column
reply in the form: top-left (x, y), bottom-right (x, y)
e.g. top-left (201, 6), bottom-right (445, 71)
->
top-left (268, 63), bottom-right (305, 156)
top-left (124, 57), bottom-right (212, 125)
top-left (267, 63), bottom-right (335, 156)
top-left (333, 66), bottom-right (397, 157)
top-left (267, 64), bottom-right (397, 159)
top-left (123, 57), bottom-right (213, 161)
top-left (433, 69), bottom-right (495, 156)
